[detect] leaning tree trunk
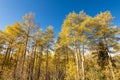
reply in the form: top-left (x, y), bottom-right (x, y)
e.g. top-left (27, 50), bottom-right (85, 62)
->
top-left (107, 52), bottom-right (116, 80)
top-left (104, 36), bottom-right (116, 80)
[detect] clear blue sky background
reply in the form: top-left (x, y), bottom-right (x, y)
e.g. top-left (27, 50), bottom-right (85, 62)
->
top-left (0, 0), bottom-right (120, 37)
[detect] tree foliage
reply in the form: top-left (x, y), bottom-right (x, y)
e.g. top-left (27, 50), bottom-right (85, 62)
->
top-left (0, 11), bottom-right (120, 80)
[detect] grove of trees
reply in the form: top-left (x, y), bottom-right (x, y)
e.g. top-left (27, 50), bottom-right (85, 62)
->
top-left (0, 11), bottom-right (120, 80)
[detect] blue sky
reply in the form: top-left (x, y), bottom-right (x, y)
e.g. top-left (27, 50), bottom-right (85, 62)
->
top-left (0, 0), bottom-right (120, 37)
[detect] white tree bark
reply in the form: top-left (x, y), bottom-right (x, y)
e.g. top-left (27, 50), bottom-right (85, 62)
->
top-left (81, 43), bottom-right (85, 80)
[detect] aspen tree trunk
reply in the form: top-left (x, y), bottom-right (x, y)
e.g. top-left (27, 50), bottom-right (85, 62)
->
top-left (78, 43), bottom-right (81, 77)
top-left (54, 53), bottom-right (57, 80)
top-left (8, 50), bottom-right (13, 68)
top-left (104, 37), bottom-right (116, 80)
top-left (74, 45), bottom-right (79, 80)
top-left (46, 46), bottom-right (49, 80)
top-left (66, 47), bottom-right (69, 63)
top-left (21, 33), bottom-right (29, 73)
top-left (14, 44), bottom-right (22, 80)
top-left (2, 43), bottom-right (11, 69)
top-left (31, 46), bottom-right (37, 80)
top-left (107, 53), bottom-right (116, 80)
top-left (34, 47), bottom-right (43, 80)
top-left (26, 56), bottom-right (31, 80)
top-left (13, 58), bottom-right (18, 80)
top-left (19, 33), bottom-right (29, 80)
top-left (57, 53), bottom-right (60, 80)
top-left (81, 43), bottom-right (85, 80)
top-left (65, 46), bottom-right (68, 79)
top-left (54, 49), bottom-right (60, 80)
top-left (27, 46), bottom-right (36, 80)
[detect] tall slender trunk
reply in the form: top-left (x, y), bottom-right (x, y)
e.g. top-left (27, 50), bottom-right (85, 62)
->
top-left (31, 46), bottom-right (37, 80)
top-left (8, 50), bottom-right (13, 69)
top-left (55, 49), bottom-right (60, 80)
top-left (66, 46), bottom-right (69, 63)
top-left (21, 34), bottom-right (29, 74)
top-left (81, 43), bottom-right (85, 80)
top-left (13, 58), bottom-right (18, 80)
top-left (74, 45), bottom-right (79, 80)
top-left (46, 47), bottom-right (49, 80)
top-left (19, 34), bottom-right (29, 80)
top-left (27, 46), bottom-right (37, 80)
top-left (64, 46), bottom-right (68, 79)
top-left (14, 44), bottom-right (22, 80)
top-left (34, 46), bottom-right (43, 80)
top-left (2, 44), bottom-right (11, 69)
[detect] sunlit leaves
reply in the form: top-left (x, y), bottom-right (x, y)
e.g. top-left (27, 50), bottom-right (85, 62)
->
top-left (45, 26), bottom-right (54, 43)
top-left (0, 11), bottom-right (120, 80)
